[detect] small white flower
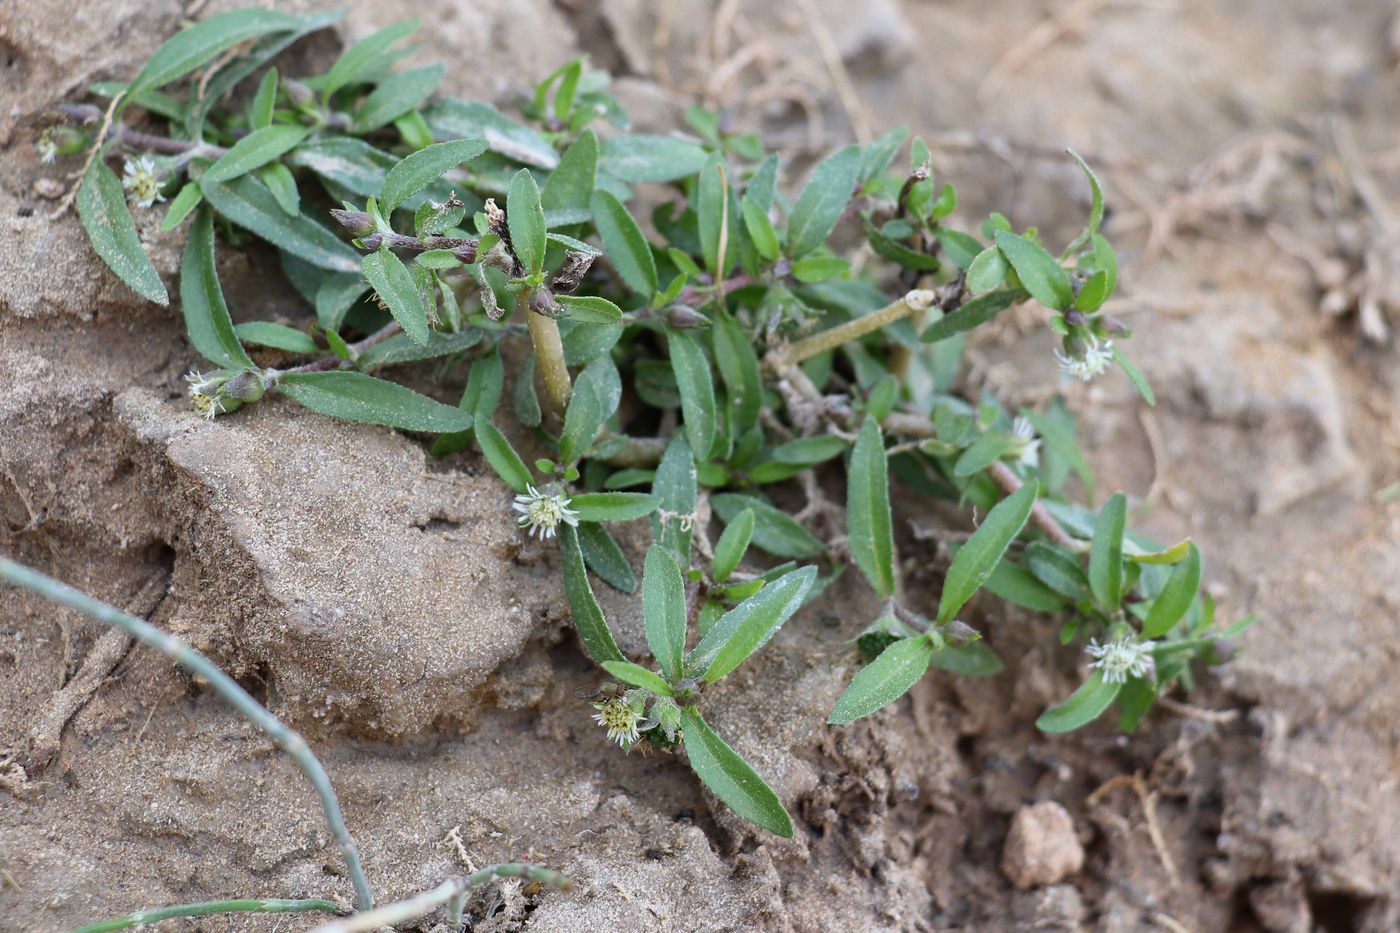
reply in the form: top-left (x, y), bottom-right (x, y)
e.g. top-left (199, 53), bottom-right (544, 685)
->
top-left (512, 484), bottom-right (579, 540)
top-left (1086, 636), bottom-right (1155, 684)
top-left (1010, 416), bottom-right (1041, 469)
top-left (1055, 337), bottom-right (1114, 382)
top-left (121, 156), bottom-right (165, 209)
top-left (591, 695), bottom-right (644, 747)
top-left (36, 132), bottom-right (58, 164)
top-left (185, 369), bottom-right (225, 421)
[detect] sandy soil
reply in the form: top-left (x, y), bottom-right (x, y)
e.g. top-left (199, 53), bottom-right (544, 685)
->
top-left (3, 0), bottom-right (1400, 930)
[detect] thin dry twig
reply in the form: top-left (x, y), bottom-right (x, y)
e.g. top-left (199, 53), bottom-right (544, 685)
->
top-left (26, 568), bottom-right (170, 774)
top-left (794, 0), bottom-right (873, 144)
top-left (978, 0), bottom-right (1116, 103)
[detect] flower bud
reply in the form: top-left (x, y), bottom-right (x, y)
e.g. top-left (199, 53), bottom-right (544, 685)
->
top-left (283, 79), bottom-right (315, 107)
top-left (664, 304), bottom-right (708, 329)
top-left (221, 368), bottom-right (276, 403)
top-left (331, 210), bottom-right (376, 237)
top-left (528, 287), bottom-right (562, 318)
top-left (1063, 310), bottom-right (1087, 327)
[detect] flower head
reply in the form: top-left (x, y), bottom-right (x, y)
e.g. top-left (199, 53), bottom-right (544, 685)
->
top-left (512, 485), bottom-right (579, 540)
top-left (185, 370), bottom-right (227, 420)
top-left (122, 156), bottom-right (165, 209)
top-left (1086, 635), bottom-right (1155, 684)
top-left (36, 130), bottom-right (58, 164)
top-left (592, 694), bottom-right (645, 747)
top-left (1055, 336), bottom-right (1114, 382)
top-left (1010, 416), bottom-right (1041, 469)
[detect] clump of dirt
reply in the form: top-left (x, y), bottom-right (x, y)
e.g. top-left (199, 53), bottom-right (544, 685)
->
top-left (4, 1), bottom-right (1400, 931)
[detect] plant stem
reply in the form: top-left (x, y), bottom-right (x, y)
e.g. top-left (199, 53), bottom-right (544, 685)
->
top-left (780, 289), bottom-right (937, 366)
top-left (527, 306), bottom-right (573, 413)
top-left (0, 559), bottom-right (375, 913)
top-left (309, 865), bottom-right (570, 933)
top-left (274, 321), bottom-right (403, 376)
top-left (69, 898), bottom-right (342, 933)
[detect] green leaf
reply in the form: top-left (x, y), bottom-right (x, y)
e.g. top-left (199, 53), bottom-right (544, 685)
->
top-left (201, 175), bottom-right (359, 272)
top-left (711, 508), bottom-right (754, 583)
top-left (1143, 543), bottom-right (1201, 638)
top-left (982, 558), bottom-right (1068, 612)
top-left (953, 430), bottom-right (1016, 478)
top-left (76, 160), bottom-right (168, 305)
top-left (277, 371), bottom-right (470, 432)
top-left (1062, 150), bottom-right (1104, 258)
top-left (791, 255), bottom-right (851, 283)
top-left (560, 524), bottom-right (625, 664)
top-left (643, 544), bottom-right (687, 682)
top-left (160, 182), bottom-right (204, 231)
top-left (786, 145), bottom-right (861, 258)
top-left (848, 418), bottom-right (895, 599)
top-left (350, 64), bottom-right (445, 133)
top-left (1026, 541), bottom-right (1092, 602)
top-left (178, 209), bottom-right (252, 367)
top-left (422, 99), bottom-right (559, 169)
top-left (711, 309), bottom-right (762, 437)
top-left (379, 138), bottom-right (488, 213)
top-left (314, 274), bottom-right (370, 330)
top-left (127, 9), bottom-right (299, 98)
top-left (570, 492), bottom-right (660, 523)
top-left (1036, 671), bottom-right (1122, 733)
top-left (233, 321), bottom-right (318, 354)
top-left (1112, 346), bottom-right (1156, 406)
top-left (600, 661), bottom-right (674, 697)
top-left (598, 134), bottom-right (708, 183)
top-left (688, 566), bottom-right (816, 682)
top-left (475, 421), bottom-right (532, 493)
top-left (322, 19), bottom-right (419, 99)
top-left (183, 12), bottom-right (342, 140)
top-left (711, 494), bottom-right (823, 559)
top-left (577, 522), bottom-right (637, 593)
top-left (1088, 493), bottom-right (1127, 610)
top-left (249, 67), bottom-right (278, 129)
top-left (1074, 270), bottom-right (1110, 312)
top-left (1022, 402), bottom-right (1094, 500)
top-left (929, 641), bottom-right (1004, 677)
top-left (557, 294), bottom-right (623, 324)
top-left (771, 435), bottom-right (848, 465)
top-left (670, 331), bottom-right (718, 460)
top-left (993, 230), bottom-right (1073, 311)
top-left (935, 228), bottom-right (983, 270)
top-left (356, 329), bottom-right (483, 369)
top-left (560, 355), bottom-right (622, 463)
top-left (361, 248), bottom-right (430, 345)
top-left (741, 198), bottom-right (779, 261)
top-left (697, 154), bottom-right (728, 277)
top-left (1128, 539), bottom-right (1191, 565)
top-left (1091, 233), bottom-right (1118, 298)
top-left (680, 709), bottom-right (793, 837)
top-left (920, 289), bottom-right (1021, 343)
top-left (205, 125), bottom-right (309, 183)
top-left (590, 189), bottom-right (657, 296)
top-left (652, 435), bottom-right (697, 561)
top-left (966, 246), bottom-right (1010, 293)
top-left (542, 129), bottom-right (598, 225)
top-left (828, 634), bottom-right (935, 724)
top-left (258, 162), bottom-right (301, 215)
top-left (507, 168), bottom-right (547, 276)
top-left (937, 481), bottom-right (1038, 623)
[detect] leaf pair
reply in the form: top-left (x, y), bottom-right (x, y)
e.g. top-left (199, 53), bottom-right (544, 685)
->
top-left (829, 482), bottom-right (1038, 724)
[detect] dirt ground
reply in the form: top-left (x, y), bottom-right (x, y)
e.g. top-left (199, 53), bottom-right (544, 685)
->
top-left (3, 0), bottom-right (1400, 930)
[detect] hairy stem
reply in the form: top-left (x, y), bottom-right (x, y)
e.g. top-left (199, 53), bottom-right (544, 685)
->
top-left (780, 289), bottom-right (936, 366)
top-left (527, 306), bottom-right (573, 413)
top-left (309, 865), bottom-right (570, 933)
top-left (0, 559), bottom-right (375, 912)
top-left (274, 321), bottom-right (403, 376)
top-left (69, 898), bottom-right (342, 933)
